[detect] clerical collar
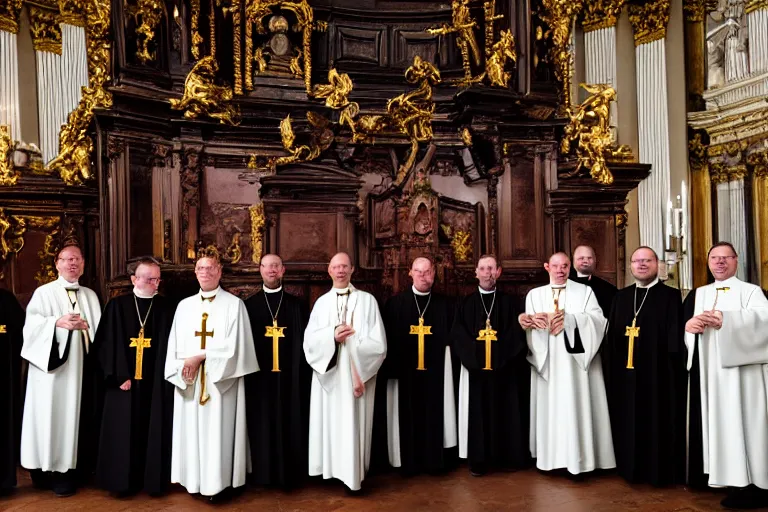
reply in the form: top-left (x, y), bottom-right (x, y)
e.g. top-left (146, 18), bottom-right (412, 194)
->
top-left (200, 287), bottom-right (220, 300)
top-left (478, 287), bottom-right (496, 294)
top-left (263, 285), bottom-right (282, 294)
top-left (334, 286), bottom-right (351, 295)
top-left (57, 275), bottom-right (79, 289)
top-left (636, 277), bottom-right (659, 289)
top-left (133, 287), bottom-right (156, 299)
top-left (412, 285), bottom-right (430, 296)
top-left (550, 283), bottom-right (567, 289)
top-left (714, 276), bottom-right (738, 287)
top-left (576, 272), bottom-right (590, 279)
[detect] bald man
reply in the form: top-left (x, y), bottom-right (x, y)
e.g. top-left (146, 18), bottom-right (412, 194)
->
top-left (570, 245), bottom-right (617, 317)
top-left (303, 252), bottom-right (387, 492)
top-left (520, 252), bottom-right (614, 476)
top-left (377, 257), bottom-right (457, 475)
top-left (244, 254), bottom-right (310, 489)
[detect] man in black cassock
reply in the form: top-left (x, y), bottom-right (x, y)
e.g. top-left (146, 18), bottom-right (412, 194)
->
top-left (451, 255), bottom-right (529, 476)
top-left (602, 246), bottom-right (686, 486)
top-left (0, 288), bottom-right (24, 495)
top-left (378, 257), bottom-right (457, 475)
top-left (570, 245), bottom-right (616, 317)
top-left (94, 256), bottom-right (175, 496)
top-left (244, 253), bottom-right (310, 489)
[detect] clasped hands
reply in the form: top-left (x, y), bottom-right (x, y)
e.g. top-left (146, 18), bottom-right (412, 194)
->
top-left (685, 309), bottom-right (723, 334)
top-left (56, 313), bottom-right (89, 331)
top-left (518, 311), bottom-right (566, 336)
top-left (181, 353), bottom-right (206, 385)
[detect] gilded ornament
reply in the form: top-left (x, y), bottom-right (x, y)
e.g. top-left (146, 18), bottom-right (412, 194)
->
top-left (312, 68), bottom-right (353, 109)
top-left (486, 29), bottom-right (517, 87)
top-left (484, 1), bottom-right (504, 60)
top-left (290, 48), bottom-right (303, 78)
top-left (747, 150), bottom-right (768, 177)
top-left (688, 131), bottom-right (708, 172)
top-left (275, 112), bottom-right (334, 167)
top-left (250, 203), bottom-right (265, 263)
top-left (222, 0), bottom-right (243, 93)
top-left (209, 0), bottom-right (216, 57)
top-left (450, 230), bottom-right (472, 263)
top-left (628, 0), bottom-right (671, 46)
top-left (191, 0), bottom-right (203, 59)
top-left (427, 0), bottom-right (482, 84)
top-left (28, 7), bottom-right (62, 55)
top-left (540, 0), bottom-right (584, 110)
top-left (0, 125), bottom-right (20, 186)
top-left (746, 0), bottom-right (768, 14)
top-left (581, 0), bottom-right (624, 32)
top-left (47, 0), bottom-right (113, 185)
top-left (561, 83), bottom-right (634, 185)
top-left (0, 208), bottom-right (25, 260)
top-left (169, 56), bottom-right (241, 125)
top-left (132, 0), bottom-right (165, 63)
top-left (58, 0), bottom-right (86, 27)
top-left (615, 212), bottom-right (628, 229)
top-left (225, 232), bottom-right (242, 264)
top-left (253, 46), bottom-right (268, 73)
top-left (461, 127), bottom-right (473, 147)
top-left (0, 0), bottom-right (23, 33)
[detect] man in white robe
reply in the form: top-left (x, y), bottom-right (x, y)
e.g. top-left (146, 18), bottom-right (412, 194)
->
top-left (20, 245), bottom-right (101, 497)
top-left (165, 247), bottom-right (259, 501)
top-left (685, 242), bottom-right (768, 509)
top-left (304, 252), bottom-right (387, 491)
top-left (519, 252), bottom-right (614, 475)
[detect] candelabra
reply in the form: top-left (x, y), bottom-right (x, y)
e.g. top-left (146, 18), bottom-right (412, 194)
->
top-left (663, 181), bottom-right (690, 296)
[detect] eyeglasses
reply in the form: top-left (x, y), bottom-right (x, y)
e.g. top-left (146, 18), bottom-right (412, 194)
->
top-left (195, 266), bottom-right (218, 273)
top-left (709, 255), bottom-right (737, 262)
top-left (631, 259), bottom-right (654, 265)
top-left (58, 257), bottom-right (82, 264)
top-left (142, 277), bottom-right (161, 284)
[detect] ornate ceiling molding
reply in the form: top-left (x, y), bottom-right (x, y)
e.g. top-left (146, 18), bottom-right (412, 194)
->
top-left (581, 0), bottom-right (625, 32)
top-left (628, 0), bottom-right (671, 46)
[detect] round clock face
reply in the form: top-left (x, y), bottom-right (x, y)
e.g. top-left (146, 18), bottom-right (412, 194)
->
top-left (270, 33), bottom-right (290, 57)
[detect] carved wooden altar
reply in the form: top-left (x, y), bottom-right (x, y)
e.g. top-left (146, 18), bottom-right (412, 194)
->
top-left (0, 0), bottom-right (649, 307)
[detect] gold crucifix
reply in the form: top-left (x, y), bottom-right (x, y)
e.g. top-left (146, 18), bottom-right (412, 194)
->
top-left (0, 325), bottom-right (6, 334)
top-left (712, 286), bottom-right (730, 311)
top-left (409, 317), bottom-right (432, 371)
top-left (129, 328), bottom-right (152, 380)
top-left (195, 313), bottom-right (214, 405)
top-left (625, 318), bottom-right (640, 369)
top-left (265, 319), bottom-right (286, 372)
top-left (477, 318), bottom-right (498, 371)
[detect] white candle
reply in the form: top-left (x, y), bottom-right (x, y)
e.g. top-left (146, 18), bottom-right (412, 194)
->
top-left (674, 195), bottom-right (682, 237)
top-left (666, 198), bottom-right (673, 247)
top-left (681, 180), bottom-right (688, 237)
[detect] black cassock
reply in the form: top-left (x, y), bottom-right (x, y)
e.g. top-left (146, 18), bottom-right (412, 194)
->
top-left (0, 289), bottom-right (24, 492)
top-left (244, 289), bottom-right (310, 488)
top-left (451, 290), bottom-right (529, 474)
top-left (602, 282), bottom-right (686, 486)
top-left (380, 290), bottom-right (455, 475)
top-left (570, 270), bottom-right (617, 318)
top-left (94, 293), bottom-right (175, 495)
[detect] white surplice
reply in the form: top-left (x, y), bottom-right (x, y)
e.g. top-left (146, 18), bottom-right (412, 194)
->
top-left (20, 276), bottom-right (101, 473)
top-left (686, 276), bottom-right (768, 489)
top-left (525, 280), bottom-right (615, 474)
top-left (165, 287), bottom-right (259, 496)
top-left (304, 285), bottom-right (387, 491)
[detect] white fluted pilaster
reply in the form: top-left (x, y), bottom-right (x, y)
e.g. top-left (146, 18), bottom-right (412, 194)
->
top-left (0, 30), bottom-right (21, 139)
top-left (716, 179), bottom-right (748, 280)
top-left (747, 9), bottom-right (768, 74)
top-left (585, 26), bottom-right (618, 130)
top-left (636, 38), bottom-right (672, 257)
top-left (60, 23), bottom-right (87, 118)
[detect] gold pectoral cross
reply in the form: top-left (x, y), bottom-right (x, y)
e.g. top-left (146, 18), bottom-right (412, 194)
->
top-left (712, 286), bottom-right (730, 311)
top-left (409, 317), bottom-right (432, 371)
top-left (625, 318), bottom-right (640, 369)
top-left (477, 318), bottom-right (498, 371)
top-left (195, 313), bottom-right (214, 405)
top-left (129, 328), bottom-right (152, 380)
top-left (0, 325), bottom-right (6, 334)
top-left (265, 319), bottom-right (286, 372)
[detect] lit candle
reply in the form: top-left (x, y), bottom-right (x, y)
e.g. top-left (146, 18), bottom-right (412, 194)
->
top-left (666, 198), bottom-right (673, 247)
top-left (674, 195), bottom-right (682, 237)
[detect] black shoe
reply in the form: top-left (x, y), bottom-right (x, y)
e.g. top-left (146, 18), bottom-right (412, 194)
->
top-left (53, 486), bottom-right (77, 498)
top-left (30, 470), bottom-right (51, 490)
top-left (721, 486), bottom-right (768, 509)
top-left (469, 464), bottom-right (487, 477)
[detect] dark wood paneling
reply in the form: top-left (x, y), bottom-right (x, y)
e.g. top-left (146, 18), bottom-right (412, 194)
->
top-left (278, 212), bottom-right (338, 264)
top-left (334, 23), bottom-right (386, 67)
top-left (569, 215), bottom-right (617, 282)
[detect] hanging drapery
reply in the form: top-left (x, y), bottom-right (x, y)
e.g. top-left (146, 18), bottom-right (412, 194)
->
top-left (0, 27), bottom-right (21, 139)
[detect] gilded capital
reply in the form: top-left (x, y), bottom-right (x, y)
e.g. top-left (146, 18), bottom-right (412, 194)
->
top-left (747, 150), bottom-right (768, 177)
top-left (683, 0), bottom-right (715, 21)
top-left (746, 0), bottom-right (768, 13)
top-left (688, 131), bottom-right (709, 172)
top-left (581, 0), bottom-right (625, 32)
top-left (58, 0), bottom-right (86, 26)
top-left (0, 0), bottom-right (23, 33)
top-left (28, 7), bottom-right (62, 55)
top-left (629, 0), bottom-right (671, 46)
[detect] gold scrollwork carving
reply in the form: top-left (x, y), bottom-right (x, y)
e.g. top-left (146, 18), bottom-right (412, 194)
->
top-left (746, 0), bottom-right (768, 14)
top-left (312, 68), bottom-right (353, 109)
top-left (561, 83), bottom-right (634, 185)
top-left (58, 0), bottom-right (86, 27)
top-left (710, 162), bottom-right (748, 183)
top-left (28, 7), bottom-right (62, 55)
top-left (688, 131), bottom-right (708, 172)
top-left (0, 125), bottom-right (20, 186)
top-left (249, 204), bottom-right (265, 263)
top-left (427, 0), bottom-right (482, 85)
top-left (628, 0), bottom-right (671, 46)
top-left (169, 56), bottom-right (241, 125)
top-left (275, 112), bottom-right (333, 167)
top-left (683, 0), bottom-right (718, 21)
top-left (132, 0), bottom-right (165, 63)
top-left (486, 29), bottom-right (517, 87)
top-left (0, 0), bottom-right (23, 33)
top-left (0, 208), bottom-right (26, 261)
top-left (225, 231), bottom-right (242, 264)
top-left (540, 0), bottom-right (584, 110)
top-left (581, 0), bottom-right (625, 32)
top-left (47, 0), bottom-right (113, 186)
top-left (191, 0), bottom-right (203, 59)
top-left (451, 230), bottom-right (472, 263)
top-left (615, 211), bottom-right (628, 229)
top-left (747, 151), bottom-right (768, 177)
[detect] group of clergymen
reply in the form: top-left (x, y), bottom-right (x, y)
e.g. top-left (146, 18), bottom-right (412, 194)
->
top-left (0, 241), bottom-right (766, 509)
